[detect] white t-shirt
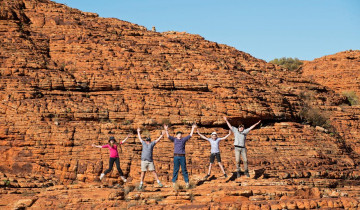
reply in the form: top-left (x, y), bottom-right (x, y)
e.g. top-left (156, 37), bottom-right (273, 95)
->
top-left (206, 138), bottom-right (222, 153)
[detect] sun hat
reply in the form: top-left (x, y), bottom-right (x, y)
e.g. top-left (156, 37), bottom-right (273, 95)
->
top-left (108, 136), bottom-right (116, 143)
top-left (211, 132), bottom-right (217, 135)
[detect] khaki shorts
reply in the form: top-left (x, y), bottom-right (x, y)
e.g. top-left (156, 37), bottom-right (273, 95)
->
top-left (141, 160), bottom-right (155, 172)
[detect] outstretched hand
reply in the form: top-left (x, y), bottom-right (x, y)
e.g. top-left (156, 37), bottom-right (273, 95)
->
top-left (163, 125), bottom-right (168, 130)
top-left (223, 116), bottom-right (227, 121)
top-left (137, 127), bottom-right (141, 132)
top-left (192, 124), bottom-right (197, 129)
top-left (91, 144), bottom-right (96, 147)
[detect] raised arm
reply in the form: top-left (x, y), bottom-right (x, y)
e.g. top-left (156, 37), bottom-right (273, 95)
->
top-left (155, 130), bottom-right (165, 143)
top-left (220, 130), bottom-right (232, 140)
top-left (223, 116), bottom-right (233, 130)
top-left (189, 124), bottom-right (196, 136)
top-left (249, 120), bottom-right (261, 131)
top-left (163, 124), bottom-right (170, 138)
top-left (197, 129), bottom-right (208, 140)
top-left (121, 133), bottom-right (131, 144)
top-left (92, 144), bottom-right (102, 148)
top-left (137, 128), bottom-right (143, 143)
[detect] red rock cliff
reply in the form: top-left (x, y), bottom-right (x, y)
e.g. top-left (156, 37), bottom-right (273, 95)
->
top-left (0, 0), bottom-right (359, 209)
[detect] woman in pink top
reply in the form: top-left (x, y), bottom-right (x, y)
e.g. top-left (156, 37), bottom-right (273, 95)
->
top-left (92, 135), bottom-right (130, 183)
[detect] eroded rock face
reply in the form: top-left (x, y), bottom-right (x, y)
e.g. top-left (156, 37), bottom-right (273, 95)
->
top-left (0, 0), bottom-right (359, 208)
top-left (301, 50), bottom-right (360, 96)
top-left (301, 50), bottom-right (360, 163)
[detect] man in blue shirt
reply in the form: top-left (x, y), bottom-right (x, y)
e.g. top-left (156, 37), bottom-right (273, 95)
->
top-left (164, 124), bottom-right (196, 189)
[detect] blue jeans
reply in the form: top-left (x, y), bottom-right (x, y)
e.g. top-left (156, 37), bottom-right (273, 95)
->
top-left (172, 156), bottom-right (189, 183)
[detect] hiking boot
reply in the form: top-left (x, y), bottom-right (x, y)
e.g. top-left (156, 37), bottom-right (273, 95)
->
top-left (185, 182), bottom-right (190, 189)
top-left (99, 173), bottom-right (105, 180)
top-left (138, 183), bottom-right (143, 190)
top-left (158, 182), bottom-right (163, 187)
top-left (245, 170), bottom-right (250, 177)
top-left (204, 174), bottom-right (210, 179)
top-left (224, 174), bottom-right (228, 178)
top-left (236, 171), bottom-right (241, 178)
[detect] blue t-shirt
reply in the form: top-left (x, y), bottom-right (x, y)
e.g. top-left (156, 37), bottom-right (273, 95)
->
top-left (169, 135), bottom-right (191, 154)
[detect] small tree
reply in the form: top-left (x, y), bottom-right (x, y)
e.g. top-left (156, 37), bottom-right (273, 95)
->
top-left (270, 57), bottom-right (303, 71)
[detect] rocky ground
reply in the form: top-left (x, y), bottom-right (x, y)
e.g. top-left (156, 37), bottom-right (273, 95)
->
top-left (0, 0), bottom-right (359, 209)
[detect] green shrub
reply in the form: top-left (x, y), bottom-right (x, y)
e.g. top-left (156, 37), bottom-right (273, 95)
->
top-left (299, 107), bottom-right (330, 129)
top-left (343, 91), bottom-right (359, 105)
top-left (270, 57), bottom-right (303, 71)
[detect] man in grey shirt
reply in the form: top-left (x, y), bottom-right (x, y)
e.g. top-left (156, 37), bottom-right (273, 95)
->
top-left (137, 127), bottom-right (164, 190)
top-left (224, 116), bottom-right (261, 178)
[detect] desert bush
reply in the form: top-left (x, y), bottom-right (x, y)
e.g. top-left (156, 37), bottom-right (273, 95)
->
top-left (270, 57), bottom-right (303, 71)
top-left (342, 91), bottom-right (359, 105)
top-left (299, 106), bottom-right (330, 129)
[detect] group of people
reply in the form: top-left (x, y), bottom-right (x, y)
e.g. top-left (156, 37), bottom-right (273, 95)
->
top-left (92, 116), bottom-right (261, 189)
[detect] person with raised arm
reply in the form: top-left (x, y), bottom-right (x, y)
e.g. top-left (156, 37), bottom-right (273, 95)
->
top-left (197, 129), bottom-right (232, 179)
top-left (164, 123), bottom-right (196, 189)
top-left (223, 116), bottom-right (261, 177)
top-left (92, 134), bottom-right (130, 183)
top-left (137, 127), bottom-right (164, 190)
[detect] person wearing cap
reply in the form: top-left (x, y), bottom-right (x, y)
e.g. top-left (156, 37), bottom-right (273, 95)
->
top-left (197, 129), bottom-right (232, 179)
top-left (92, 135), bottom-right (130, 183)
top-left (137, 127), bottom-right (165, 190)
top-left (164, 124), bottom-right (196, 189)
top-left (224, 116), bottom-right (261, 178)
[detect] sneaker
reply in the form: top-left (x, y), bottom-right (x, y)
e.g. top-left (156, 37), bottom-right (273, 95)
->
top-left (245, 170), bottom-right (250, 177)
top-left (121, 177), bottom-right (127, 183)
top-left (224, 174), bottom-right (228, 178)
top-left (99, 173), bottom-right (105, 180)
top-left (138, 183), bottom-right (143, 190)
top-left (204, 174), bottom-right (210, 179)
top-left (158, 182), bottom-right (163, 187)
top-left (185, 182), bottom-right (190, 189)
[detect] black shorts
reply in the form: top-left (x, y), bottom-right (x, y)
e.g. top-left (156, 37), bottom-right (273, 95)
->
top-left (210, 153), bottom-right (221, 163)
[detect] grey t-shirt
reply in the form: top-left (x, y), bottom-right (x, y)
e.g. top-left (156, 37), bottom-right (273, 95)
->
top-left (232, 126), bottom-right (251, 147)
top-left (207, 138), bottom-right (222, 153)
top-left (141, 141), bottom-right (156, 162)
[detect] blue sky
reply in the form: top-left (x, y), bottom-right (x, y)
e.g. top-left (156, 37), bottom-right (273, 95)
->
top-left (54, 0), bottom-right (360, 61)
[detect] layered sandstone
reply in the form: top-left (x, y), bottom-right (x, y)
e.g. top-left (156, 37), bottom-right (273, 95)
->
top-left (0, 0), bottom-right (359, 209)
top-left (301, 50), bottom-right (360, 96)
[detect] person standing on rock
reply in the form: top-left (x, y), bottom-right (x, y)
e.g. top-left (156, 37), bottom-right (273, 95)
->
top-left (92, 135), bottom-right (130, 183)
top-left (137, 127), bottom-right (164, 190)
top-left (224, 116), bottom-right (261, 178)
top-left (164, 124), bottom-right (196, 189)
top-left (197, 129), bottom-right (232, 179)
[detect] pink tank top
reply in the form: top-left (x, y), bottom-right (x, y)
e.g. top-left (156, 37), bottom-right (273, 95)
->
top-left (102, 144), bottom-right (121, 158)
